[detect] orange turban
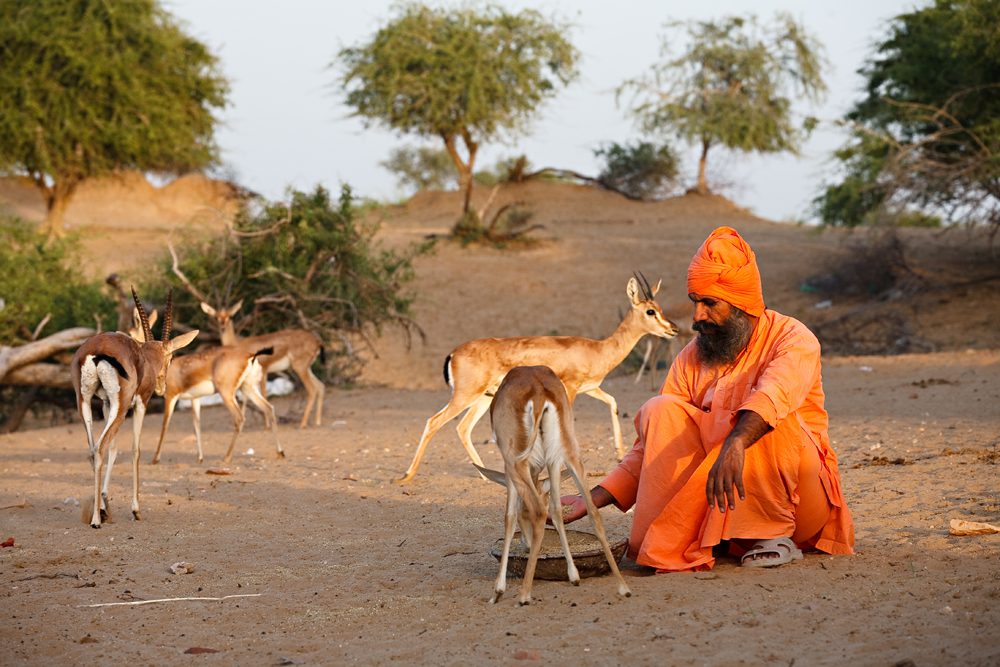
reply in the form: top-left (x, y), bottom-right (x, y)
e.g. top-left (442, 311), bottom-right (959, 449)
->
top-left (687, 226), bottom-right (765, 317)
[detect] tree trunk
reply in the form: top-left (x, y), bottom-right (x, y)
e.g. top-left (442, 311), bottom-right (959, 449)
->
top-left (460, 131), bottom-right (479, 215)
top-left (695, 138), bottom-right (711, 195)
top-left (440, 131), bottom-right (480, 216)
top-left (39, 177), bottom-right (79, 237)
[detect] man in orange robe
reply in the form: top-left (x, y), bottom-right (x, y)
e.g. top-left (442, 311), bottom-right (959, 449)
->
top-left (563, 226), bottom-right (854, 571)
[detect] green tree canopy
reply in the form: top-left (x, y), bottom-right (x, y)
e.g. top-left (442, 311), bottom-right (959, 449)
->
top-left (0, 0), bottom-right (229, 235)
top-left (620, 13), bottom-right (826, 194)
top-left (335, 2), bottom-right (578, 227)
top-left (0, 216), bottom-right (115, 345)
top-left (815, 0), bottom-right (1000, 231)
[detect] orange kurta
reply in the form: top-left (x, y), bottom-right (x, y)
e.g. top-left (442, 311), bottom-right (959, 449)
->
top-left (601, 309), bottom-right (854, 571)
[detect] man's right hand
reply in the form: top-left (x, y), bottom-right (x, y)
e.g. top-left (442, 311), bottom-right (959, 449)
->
top-left (558, 495), bottom-right (588, 524)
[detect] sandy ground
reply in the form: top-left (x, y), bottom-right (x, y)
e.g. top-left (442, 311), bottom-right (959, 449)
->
top-left (1, 180), bottom-right (999, 665)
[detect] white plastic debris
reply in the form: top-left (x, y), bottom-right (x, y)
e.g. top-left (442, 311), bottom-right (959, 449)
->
top-left (169, 561), bottom-right (195, 575)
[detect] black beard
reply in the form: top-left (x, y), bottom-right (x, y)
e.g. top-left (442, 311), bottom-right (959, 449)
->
top-left (693, 308), bottom-right (753, 366)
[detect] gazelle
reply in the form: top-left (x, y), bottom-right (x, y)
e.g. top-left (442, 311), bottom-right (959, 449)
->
top-left (70, 289), bottom-right (198, 528)
top-left (397, 274), bottom-right (678, 483)
top-left (485, 365), bottom-right (631, 605)
top-left (167, 243), bottom-right (325, 427)
top-left (199, 301), bottom-right (325, 429)
top-left (150, 344), bottom-right (282, 464)
top-left (126, 306), bottom-right (283, 463)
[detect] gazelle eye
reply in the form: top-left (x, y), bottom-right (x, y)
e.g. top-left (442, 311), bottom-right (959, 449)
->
top-left (645, 309), bottom-right (655, 316)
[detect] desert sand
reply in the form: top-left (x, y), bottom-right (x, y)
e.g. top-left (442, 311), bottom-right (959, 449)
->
top-left (1, 179), bottom-right (998, 665)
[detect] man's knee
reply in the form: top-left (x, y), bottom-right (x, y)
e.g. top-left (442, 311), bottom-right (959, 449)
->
top-left (635, 394), bottom-right (700, 440)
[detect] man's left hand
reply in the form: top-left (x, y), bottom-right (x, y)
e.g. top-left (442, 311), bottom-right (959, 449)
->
top-left (707, 441), bottom-right (746, 512)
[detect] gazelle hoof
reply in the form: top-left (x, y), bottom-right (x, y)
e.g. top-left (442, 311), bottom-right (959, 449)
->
top-left (276, 451), bottom-right (286, 459)
top-left (517, 598), bottom-right (531, 607)
top-left (132, 510), bottom-right (142, 521)
top-left (618, 584), bottom-right (632, 598)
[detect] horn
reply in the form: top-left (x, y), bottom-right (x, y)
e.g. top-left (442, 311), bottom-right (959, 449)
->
top-left (634, 271), bottom-right (654, 301)
top-left (131, 286), bottom-right (153, 344)
top-left (161, 288), bottom-right (174, 343)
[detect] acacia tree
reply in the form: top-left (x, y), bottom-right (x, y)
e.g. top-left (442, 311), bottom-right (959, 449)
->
top-left (0, 0), bottom-right (229, 236)
top-left (814, 0), bottom-right (1000, 234)
top-left (620, 13), bottom-right (826, 194)
top-left (336, 3), bottom-right (578, 227)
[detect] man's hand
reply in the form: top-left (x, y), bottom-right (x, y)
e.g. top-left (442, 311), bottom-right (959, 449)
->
top-left (706, 410), bottom-right (770, 512)
top-left (558, 494), bottom-right (588, 524)
top-left (706, 441), bottom-right (746, 512)
top-left (554, 486), bottom-right (615, 524)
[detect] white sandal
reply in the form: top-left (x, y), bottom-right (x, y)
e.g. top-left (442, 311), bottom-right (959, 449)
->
top-left (740, 537), bottom-right (804, 568)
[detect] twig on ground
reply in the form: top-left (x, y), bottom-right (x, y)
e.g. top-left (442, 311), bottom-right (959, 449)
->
top-left (77, 593), bottom-right (262, 608)
top-left (16, 573), bottom-right (79, 582)
top-left (1, 501), bottom-right (31, 510)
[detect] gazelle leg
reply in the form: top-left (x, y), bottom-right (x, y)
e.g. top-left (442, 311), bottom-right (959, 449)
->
top-left (130, 400), bottom-right (145, 520)
top-left (101, 436), bottom-right (118, 521)
top-left (567, 457), bottom-right (631, 598)
top-left (295, 365), bottom-right (325, 429)
top-left (455, 395), bottom-right (491, 470)
top-left (244, 382), bottom-right (283, 459)
top-left (220, 392), bottom-right (246, 464)
top-left (546, 460), bottom-right (580, 585)
top-left (90, 441), bottom-right (104, 528)
top-left (518, 500), bottom-right (547, 606)
top-left (583, 387), bottom-right (624, 459)
top-left (491, 482), bottom-right (520, 604)
top-left (308, 369), bottom-right (325, 427)
top-left (396, 395), bottom-right (478, 484)
top-left (191, 399), bottom-right (204, 463)
top-left (152, 395), bottom-right (179, 465)
top-left (91, 400), bottom-right (126, 528)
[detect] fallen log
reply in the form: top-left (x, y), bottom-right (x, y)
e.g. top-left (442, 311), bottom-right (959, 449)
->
top-left (2, 363), bottom-right (75, 388)
top-left (0, 327), bottom-right (94, 382)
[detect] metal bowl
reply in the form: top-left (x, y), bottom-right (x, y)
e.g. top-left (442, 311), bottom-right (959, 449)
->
top-left (490, 528), bottom-right (628, 581)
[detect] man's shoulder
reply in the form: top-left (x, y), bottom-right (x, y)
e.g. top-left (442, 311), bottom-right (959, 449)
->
top-left (763, 310), bottom-right (820, 348)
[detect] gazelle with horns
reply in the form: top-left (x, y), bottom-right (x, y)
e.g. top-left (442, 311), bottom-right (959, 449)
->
top-left (71, 289), bottom-right (198, 528)
top-left (397, 274), bottom-right (679, 483)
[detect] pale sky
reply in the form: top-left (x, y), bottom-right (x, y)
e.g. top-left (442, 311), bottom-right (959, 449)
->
top-left (164, 0), bottom-right (914, 222)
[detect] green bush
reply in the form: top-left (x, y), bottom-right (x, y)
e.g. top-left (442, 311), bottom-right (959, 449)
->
top-left (145, 185), bottom-right (429, 380)
top-left (0, 216), bottom-right (115, 344)
top-left (594, 141), bottom-right (679, 200)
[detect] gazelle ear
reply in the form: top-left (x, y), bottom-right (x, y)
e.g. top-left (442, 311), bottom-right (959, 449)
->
top-left (472, 463), bottom-right (508, 487)
top-left (200, 302), bottom-right (217, 317)
top-left (652, 279), bottom-right (661, 297)
top-left (148, 309), bottom-right (158, 328)
top-left (227, 300), bottom-right (243, 318)
top-left (626, 277), bottom-right (641, 305)
top-left (166, 329), bottom-right (199, 354)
